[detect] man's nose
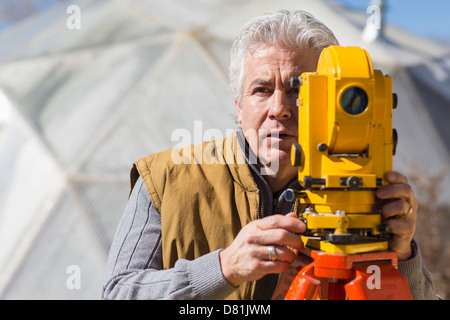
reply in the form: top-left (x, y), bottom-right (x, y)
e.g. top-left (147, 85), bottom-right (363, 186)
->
top-left (268, 90), bottom-right (292, 121)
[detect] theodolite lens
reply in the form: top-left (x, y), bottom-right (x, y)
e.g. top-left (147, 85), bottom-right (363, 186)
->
top-left (340, 87), bottom-right (368, 115)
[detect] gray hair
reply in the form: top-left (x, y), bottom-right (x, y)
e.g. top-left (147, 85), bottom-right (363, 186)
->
top-left (229, 10), bottom-right (339, 103)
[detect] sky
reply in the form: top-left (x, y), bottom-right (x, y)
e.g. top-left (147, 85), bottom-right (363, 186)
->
top-left (334, 0), bottom-right (450, 43)
top-left (0, 0), bottom-right (449, 43)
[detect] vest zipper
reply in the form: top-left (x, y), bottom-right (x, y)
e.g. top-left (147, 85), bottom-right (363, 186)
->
top-left (259, 200), bottom-right (264, 219)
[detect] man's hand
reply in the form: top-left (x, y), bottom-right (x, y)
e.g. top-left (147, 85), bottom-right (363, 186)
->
top-left (219, 212), bottom-right (305, 287)
top-left (376, 171), bottom-right (418, 260)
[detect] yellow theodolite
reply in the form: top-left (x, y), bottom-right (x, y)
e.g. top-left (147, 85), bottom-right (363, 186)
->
top-left (284, 46), bottom-right (412, 300)
top-left (289, 45), bottom-right (397, 255)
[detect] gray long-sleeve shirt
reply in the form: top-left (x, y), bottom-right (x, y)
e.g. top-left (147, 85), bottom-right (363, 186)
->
top-left (102, 129), bottom-right (438, 300)
top-left (101, 177), bottom-right (237, 299)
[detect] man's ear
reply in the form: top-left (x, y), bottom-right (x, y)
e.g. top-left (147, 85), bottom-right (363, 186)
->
top-left (235, 99), bottom-right (242, 124)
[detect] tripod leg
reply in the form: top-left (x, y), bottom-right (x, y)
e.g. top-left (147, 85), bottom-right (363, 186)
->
top-left (321, 280), bottom-right (347, 300)
top-left (345, 262), bottom-right (413, 300)
top-left (284, 262), bottom-right (321, 300)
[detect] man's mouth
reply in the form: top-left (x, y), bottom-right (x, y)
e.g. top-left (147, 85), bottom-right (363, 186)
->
top-left (266, 131), bottom-right (296, 140)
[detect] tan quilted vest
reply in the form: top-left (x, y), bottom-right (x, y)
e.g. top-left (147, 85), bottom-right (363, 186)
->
top-left (130, 132), bottom-right (261, 299)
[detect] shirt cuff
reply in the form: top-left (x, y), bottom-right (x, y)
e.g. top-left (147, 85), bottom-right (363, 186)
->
top-left (397, 240), bottom-right (438, 300)
top-left (188, 250), bottom-right (237, 300)
top-left (397, 240), bottom-right (420, 276)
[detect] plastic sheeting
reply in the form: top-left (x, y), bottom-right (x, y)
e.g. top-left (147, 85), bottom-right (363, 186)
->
top-left (0, 0), bottom-right (449, 299)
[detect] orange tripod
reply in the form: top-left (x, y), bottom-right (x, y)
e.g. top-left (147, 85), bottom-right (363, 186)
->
top-left (284, 249), bottom-right (413, 300)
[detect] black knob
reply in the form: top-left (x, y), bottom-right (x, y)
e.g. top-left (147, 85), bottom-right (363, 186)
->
top-left (283, 189), bottom-right (295, 202)
top-left (393, 128), bottom-right (398, 155)
top-left (317, 143), bottom-right (328, 152)
top-left (289, 76), bottom-right (302, 88)
top-left (291, 143), bottom-right (303, 167)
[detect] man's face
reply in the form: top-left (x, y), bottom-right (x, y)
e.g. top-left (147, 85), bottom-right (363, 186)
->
top-left (236, 46), bottom-right (319, 173)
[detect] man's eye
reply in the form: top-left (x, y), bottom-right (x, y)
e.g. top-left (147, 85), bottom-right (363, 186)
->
top-left (253, 87), bottom-right (271, 95)
top-left (287, 87), bottom-right (299, 95)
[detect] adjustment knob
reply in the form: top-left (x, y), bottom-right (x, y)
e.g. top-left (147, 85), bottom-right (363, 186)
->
top-left (346, 176), bottom-right (362, 189)
top-left (291, 143), bottom-right (303, 167)
top-left (289, 76), bottom-right (302, 88)
top-left (393, 128), bottom-right (398, 155)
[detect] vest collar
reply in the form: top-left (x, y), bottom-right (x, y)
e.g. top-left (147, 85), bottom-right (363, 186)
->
top-left (235, 127), bottom-right (301, 218)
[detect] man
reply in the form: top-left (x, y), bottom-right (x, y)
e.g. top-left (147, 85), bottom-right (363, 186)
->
top-left (102, 10), bottom-right (437, 300)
